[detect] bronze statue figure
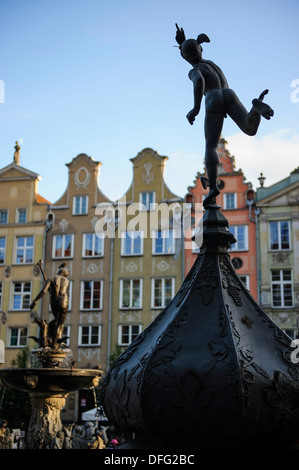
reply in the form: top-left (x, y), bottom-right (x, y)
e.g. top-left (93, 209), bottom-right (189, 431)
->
top-left (30, 261), bottom-right (69, 349)
top-left (175, 24), bottom-right (274, 207)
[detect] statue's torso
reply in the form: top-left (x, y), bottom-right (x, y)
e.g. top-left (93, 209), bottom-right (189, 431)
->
top-left (190, 60), bottom-right (229, 91)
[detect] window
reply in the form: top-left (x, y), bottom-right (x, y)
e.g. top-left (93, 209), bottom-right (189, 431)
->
top-left (62, 325), bottom-right (71, 346)
top-left (16, 208), bottom-right (27, 223)
top-left (79, 325), bottom-right (101, 346)
top-left (284, 329), bottom-right (296, 339)
top-left (121, 231), bottom-right (143, 256)
top-left (0, 210), bottom-right (8, 224)
top-left (15, 236), bottom-right (34, 264)
top-left (52, 234), bottom-right (74, 258)
top-left (152, 230), bottom-right (174, 255)
top-left (82, 233), bottom-right (104, 257)
top-left (152, 278), bottom-right (174, 308)
top-left (73, 195), bottom-right (88, 215)
top-left (224, 193), bottom-right (237, 209)
top-left (67, 281), bottom-right (72, 311)
top-left (269, 221), bottom-right (291, 250)
top-left (0, 237), bottom-right (6, 264)
top-left (9, 327), bottom-right (28, 347)
top-left (81, 280), bottom-right (103, 310)
top-left (271, 269), bottom-right (293, 307)
top-left (139, 191), bottom-right (155, 210)
top-left (239, 275), bottom-right (250, 290)
top-left (118, 324), bottom-right (142, 346)
top-left (229, 225), bottom-right (248, 251)
top-left (12, 282), bottom-right (31, 310)
top-left (120, 279), bottom-right (142, 309)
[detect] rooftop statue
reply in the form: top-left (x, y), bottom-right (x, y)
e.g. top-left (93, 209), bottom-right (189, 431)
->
top-left (175, 24), bottom-right (274, 206)
top-left (13, 141), bottom-right (20, 165)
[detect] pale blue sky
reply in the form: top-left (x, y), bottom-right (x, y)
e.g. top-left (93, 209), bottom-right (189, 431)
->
top-left (0, 0), bottom-right (298, 203)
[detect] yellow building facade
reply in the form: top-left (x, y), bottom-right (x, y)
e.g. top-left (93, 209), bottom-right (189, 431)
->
top-left (0, 145), bottom-right (186, 421)
top-left (108, 148), bottom-right (184, 358)
top-left (256, 168), bottom-right (299, 337)
top-left (0, 144), bottom-right (50, 368)
top-left (41, 153), bottom-right (112, 372)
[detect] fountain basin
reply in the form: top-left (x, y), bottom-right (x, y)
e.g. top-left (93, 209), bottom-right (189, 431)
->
top-left (0, 368), bottom-right (101, 394)
top-left (0, 366), bottom-right (101, 448)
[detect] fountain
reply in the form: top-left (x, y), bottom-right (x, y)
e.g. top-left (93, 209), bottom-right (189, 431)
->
top-left (0, 261), bottom-right (101, 449)
top-left (100, 25), bottom-right (299, 449)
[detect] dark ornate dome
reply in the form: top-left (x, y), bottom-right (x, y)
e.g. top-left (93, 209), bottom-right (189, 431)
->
top-left (102, 205), bottom-right (299, 448)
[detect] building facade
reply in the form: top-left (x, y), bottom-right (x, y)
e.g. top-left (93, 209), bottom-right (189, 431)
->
top-left (256, 168), bottom-right (299, 337)
top-left (41, 153), bottom-right (112, 374)
top-left (0, 143), bottom-right (50, 368)
top-left (109, 148), bottom-right (184, 358)
top-left (184, 138), bottom-right (258, 300)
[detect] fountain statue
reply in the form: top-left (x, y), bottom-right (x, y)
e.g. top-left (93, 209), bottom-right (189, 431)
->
top-left (174, 23), bottom-right (274, 207)
top-left (0, 261), bottom-right (101, 449)
top-left (101, 26), bottom-right (299, 449)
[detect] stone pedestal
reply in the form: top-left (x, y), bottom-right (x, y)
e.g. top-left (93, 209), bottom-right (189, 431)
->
top-left (26, 393), bottom-right (67, 449)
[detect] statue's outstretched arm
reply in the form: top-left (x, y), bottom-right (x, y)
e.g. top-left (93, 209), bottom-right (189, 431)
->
top-left (175, 23), bottom-right (186, 45)
top-left (30, 279), bottom-right (51, 309)
top-left (187, 68), bottom-right (205, 125)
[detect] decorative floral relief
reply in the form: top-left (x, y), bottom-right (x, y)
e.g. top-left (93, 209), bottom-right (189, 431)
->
top-left (176, 254), bottom-right (204, 307)
top-left (90, 216), bottom-right (98, 229)
top-left (82, 261), bottom-right (103, 275)
top-left (195, 255), bottom-right (218, 305)
top-left (218, 308), bottom-right (228, 337)
top-left (143, 307), bottom-right (188, 385)
top-left (225, 307), bottom-right (270, 407)
top-left (74, 166), bottom-right (90, 189)
top-left (271, 253), bottom-right (290, 265)
top-left (226, 305), bottom-right (241, 346)
top-left (165, 369), bottom-right (214, 415)
top-left (152, 258), bottom-right (175, 274)
top-left (127, 352), bottom-right (150, 382)
top-left (105, 304), bottom-right (170, 387)
top-left (121, 259), bottom-right (143, 274)
top-left (219, 255), bottom-right (243, 306)
top-left (78, 348), bottom-right (100, 362)
top-left (108, 370), bottom-right (131, 429)
top-left (105, 368), bottom-right (146, 432)
top-left (79, 312), bottom-right (101, 324)
top-left (58, 218), bottom-right (69, 232)
top-left (254, 304), bottom-right (275, 327)
top-left (239, 345), bottom-right (270, 380)
top-left (143, 163), bottom-right (154, 185)
top-left (264, 370), bottom-right (298, 422)
top-left (241, 315), bottom-right (254, 329)
top-left (120, 311), bottom-right (141, 322)
top-left (274, 332), bottom-right (299, 382)
top-left (204, 340), bottom-right (239, 389)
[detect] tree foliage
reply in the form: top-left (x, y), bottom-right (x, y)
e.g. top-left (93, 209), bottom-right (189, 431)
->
top-left (0, 348), bottom-right (32, 429)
